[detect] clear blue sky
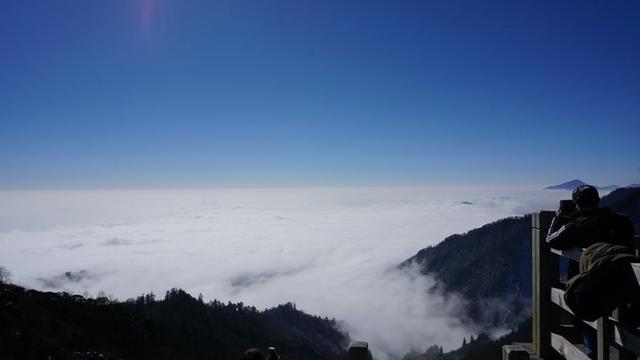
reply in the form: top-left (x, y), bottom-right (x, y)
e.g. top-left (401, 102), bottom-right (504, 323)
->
top-left (1, 0), bottom-right (639, 189)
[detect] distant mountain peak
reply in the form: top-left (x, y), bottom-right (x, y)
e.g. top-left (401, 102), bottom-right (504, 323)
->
top-left (545, 179), bottom-right (587, 190)
top-left (545, 179), bottom-right (619, 191)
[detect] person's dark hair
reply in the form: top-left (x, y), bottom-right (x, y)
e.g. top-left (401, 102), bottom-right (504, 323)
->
top-left (242, 348), bottom-right (264, 360)
top-left (572, 185), bottom-right (600, 209)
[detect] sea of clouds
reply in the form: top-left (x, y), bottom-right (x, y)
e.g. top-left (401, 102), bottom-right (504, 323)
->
top-left (0, 186), bottom-right (570, 359)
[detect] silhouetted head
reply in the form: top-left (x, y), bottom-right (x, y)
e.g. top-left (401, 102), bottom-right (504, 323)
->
top-left (242, 348), bottom-right (264, 360)
top-left (572, 185), bottom-right (600, 210)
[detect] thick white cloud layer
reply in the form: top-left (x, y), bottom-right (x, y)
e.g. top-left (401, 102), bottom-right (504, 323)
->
top-left (0, 186), bottom-right (566, 359)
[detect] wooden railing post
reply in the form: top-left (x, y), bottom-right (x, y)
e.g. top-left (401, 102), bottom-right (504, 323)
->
top-left (348, 341), bottom-right (372, 360)
top-left (597, 317), bottom-right (611, 360)
top-left (532, 211), bottom-right (558, 358)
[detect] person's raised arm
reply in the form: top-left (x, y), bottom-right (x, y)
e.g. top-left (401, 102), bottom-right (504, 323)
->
top-left (546, 212), bottom-right (578, 250)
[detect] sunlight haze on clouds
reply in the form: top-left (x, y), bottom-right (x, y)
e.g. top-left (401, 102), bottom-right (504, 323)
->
top-left (0, 186), bottom-right (568, 359)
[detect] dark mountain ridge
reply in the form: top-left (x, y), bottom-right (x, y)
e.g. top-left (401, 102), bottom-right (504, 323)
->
top-left (403, 216), bottom-right (531, 328)
top-left (600, 187), bottom-right (640, 233)
top-left (0, 283), bottom-right (349, 360)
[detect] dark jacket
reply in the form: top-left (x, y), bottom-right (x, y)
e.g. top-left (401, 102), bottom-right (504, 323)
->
top-left (546, 207), bottom-right (634, 250)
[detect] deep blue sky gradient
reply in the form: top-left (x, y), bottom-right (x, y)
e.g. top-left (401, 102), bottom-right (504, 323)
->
top-left (1, 0), bottom-right (639, 188)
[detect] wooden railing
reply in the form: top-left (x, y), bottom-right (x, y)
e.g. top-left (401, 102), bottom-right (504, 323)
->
top-left (532, 211), bottom-right (640, 360)
top-left (348, 341), bottom-right (372, 360)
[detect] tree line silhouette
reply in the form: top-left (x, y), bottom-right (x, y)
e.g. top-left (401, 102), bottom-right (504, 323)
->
top-left (0, 283), bottom-right (348, 360)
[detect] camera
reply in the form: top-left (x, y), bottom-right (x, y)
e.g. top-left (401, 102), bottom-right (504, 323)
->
top-left (559, 199), bottom-right (577, 215)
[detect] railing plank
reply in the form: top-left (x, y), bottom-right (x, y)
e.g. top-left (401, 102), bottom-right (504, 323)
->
top-left (549, 287), bottom-right (597, 329)
top-left (551, 332), bottom-right (591, 360)
top-left (551, 247), bottom-right (583, 262)
top-left (631, 263), bottom-right (640, 284)
top-left (612, 322), bottom-right (640, 356)
top-left (549, 287), bottom-right (640, 357)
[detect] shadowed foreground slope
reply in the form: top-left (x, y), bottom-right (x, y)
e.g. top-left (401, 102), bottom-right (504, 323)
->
top-left (0, 284), bottom-right (348, 360)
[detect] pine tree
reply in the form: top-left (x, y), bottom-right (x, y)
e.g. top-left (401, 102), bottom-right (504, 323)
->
top-left (0, 266), bottom-right (12, 284)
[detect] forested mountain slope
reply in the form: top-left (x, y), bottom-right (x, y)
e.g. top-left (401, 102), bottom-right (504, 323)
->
top-left (0, 283), bottom-right (348, 360)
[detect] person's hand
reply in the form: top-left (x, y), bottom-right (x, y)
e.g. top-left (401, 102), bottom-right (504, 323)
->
top-left (556, 208), bottom-right (562, 217)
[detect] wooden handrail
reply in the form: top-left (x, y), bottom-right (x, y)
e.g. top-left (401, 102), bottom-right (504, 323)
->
top-left (550, 247), bottom-right (583, 262)
top-left (531, 211), bottom-right (640, 360)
